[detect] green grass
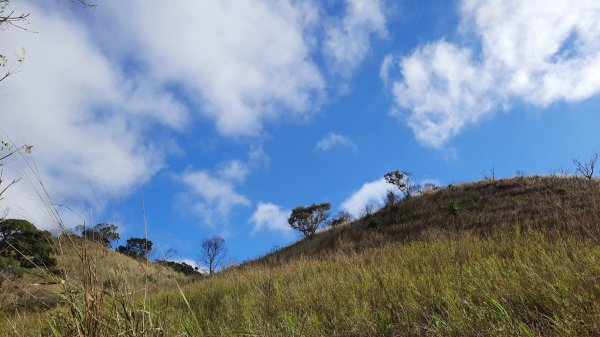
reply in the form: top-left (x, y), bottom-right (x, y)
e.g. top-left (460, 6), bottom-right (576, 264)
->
top-left (2, 176), bottom-right (600, 336)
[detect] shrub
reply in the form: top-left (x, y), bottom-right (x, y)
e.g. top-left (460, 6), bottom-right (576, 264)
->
top-left (0, 219), bottom-right (56, 268)
top-left (329, 211), bottom-right (352, 228)
top-left (368, 216), bottom-right (383, 228)
top-left (156, 260), bottom-right (201, 276)
top-left (384, 190), bottom-right (399, 207)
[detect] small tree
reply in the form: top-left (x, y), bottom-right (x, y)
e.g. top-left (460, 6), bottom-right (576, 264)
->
top-left (329, 211), bottom-right (352, 228)
top-left (384, 170), bottom-right (419, 199)
top-left (288, 202), bottom-right (331, 238)
top-left (573, 151), bottom-right (598, 180)
top-left (384, 190), bottom-right (399, 207)
top-left (79, 223), bottom-right (119, 247)
top-left (117, 237), bottom-right (153, 260)
top-left (199, 235), bottom-right (226, 275)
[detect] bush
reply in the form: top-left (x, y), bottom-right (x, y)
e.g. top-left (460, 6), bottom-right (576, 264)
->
top-left (156, 260), bottom-right (201, 276)
top-left (0, 256), bottom-right (22, 285)
top-left (368, 217), bottom-right (383, 228)
top-left (329, 211), bottom-right (352, 228)
top-left (0, 219), bottom-right (56, 268)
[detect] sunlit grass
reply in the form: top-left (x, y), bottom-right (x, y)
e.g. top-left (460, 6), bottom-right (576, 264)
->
top-left (2, 176), bottom-right (600, 336)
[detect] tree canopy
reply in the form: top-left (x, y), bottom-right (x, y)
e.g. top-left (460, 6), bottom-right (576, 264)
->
top-left (288, 203), bottom-right (331, 238)
top-left (117, 237), bottom-right (153, 260)
top-left (0, 219), bottom-right (55, 268)
top-left (384, 170), bottom-right (418, 199)
top-left (79, 223), bottom-right (119, 247)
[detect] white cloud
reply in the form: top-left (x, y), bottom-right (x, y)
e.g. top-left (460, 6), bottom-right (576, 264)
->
top-left (249, 202), bottom-right (293, 236)
top-left (0, 2), bottom-right (186, 228)
top-left (217, 160), bottom-right (249, 184)
top-left (96, 0), bottom-right (326, 137)
top-left (0, 0), bottom-right (389, 229)
top-left (390, 41), bottom-right (495, 148)
top-left (324, 0), bottom-right (387, 76)
top-left (379, 54), bottom-right (394, 85)
top-left (388, 0), bottom-right (600, 148)
top-left (315, 132), bottom-right (357, 152)
top-left (179, 169), bottom-right (250, 227)
top-left (341, 178), bottom-right (394, 217)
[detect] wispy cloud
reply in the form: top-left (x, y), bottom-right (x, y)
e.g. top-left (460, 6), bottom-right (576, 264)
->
top-left (178, 168), bottom-right (251, 228)
top-left (386, 0), bottom-right (600, 148)
top-left (315, 132), bottom-right (358, 152)
top-left (324, 0), bottom-right (388, 76)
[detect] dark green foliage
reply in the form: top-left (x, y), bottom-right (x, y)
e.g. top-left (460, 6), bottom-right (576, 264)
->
top-left (117, 237), bottom-right (153, 259)
top-left (79, 223), bottom-right (119, 247)
top-left (288, 203), bottom-right (331, 238)
top-left (156, 260), bottom-right (201, 276)
top-left (555, 187), bottom-right (568, 195)
top-left (0, 256), bottom-right (22, 285)
top-left (0, 219), bottom-right (56, 268)
top-left (443, 201), bottom-right (465, 218)
top-left (368, 216), bottom-right (383, 228)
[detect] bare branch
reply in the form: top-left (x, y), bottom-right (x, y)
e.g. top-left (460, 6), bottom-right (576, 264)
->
top-left (572, 151), bottom-right (598, 180)
top-left (199, 236), bottom-right (226, 274)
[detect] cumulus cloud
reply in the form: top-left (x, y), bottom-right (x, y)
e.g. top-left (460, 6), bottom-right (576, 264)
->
top-left (0, 2), bottom-right (186, 228)
top-left (0, 0), bottom-right (388, 229)
top-left (315, 132), bottom-right (357, 152)
top-left (324, 0), bottom-right (387, 76)
top-left (96, 0), bottom-right (325, 137)
top-left (179, 168), bottom-right (251, 227)
top-left (341, 178), bottom-right (394, 217)
top-left (387, 0), bottom-right (600, 148)
top-left (249, 202), bottom-right (293, 236)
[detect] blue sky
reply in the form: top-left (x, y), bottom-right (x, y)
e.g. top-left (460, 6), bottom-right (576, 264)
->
top-left (2, 0), bottom-right (600, 265)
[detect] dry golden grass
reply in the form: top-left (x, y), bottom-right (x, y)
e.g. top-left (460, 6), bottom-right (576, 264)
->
top-left (0, 236), bottom-right (192, 312)
top-left (2, 175), bottom-right (600, 336)
top-left (257, 176), bottom-right (600, 264)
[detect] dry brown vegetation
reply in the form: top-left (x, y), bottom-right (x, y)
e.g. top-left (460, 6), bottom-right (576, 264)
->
top-left (2, 175), bottom-right (600, 336)
top-left (257, 175), bottom-right (600, 264)
top-left (0, 236), bottom-right (193, 312)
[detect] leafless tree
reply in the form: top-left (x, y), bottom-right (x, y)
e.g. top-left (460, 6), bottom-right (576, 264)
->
top-left (573, 151), bottom-right (599, 180)
top-left (199, 235), bottom-right (227, 275)
top-left (481, 167), bottom-right (496, 181)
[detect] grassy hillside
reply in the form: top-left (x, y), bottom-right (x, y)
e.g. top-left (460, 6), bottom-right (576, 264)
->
top-left (0, 236), bottom-right (193, 312)
top-left (258, 175), bottom-right (600, 264)
top-left (3, 176), bottom-right (600, 336)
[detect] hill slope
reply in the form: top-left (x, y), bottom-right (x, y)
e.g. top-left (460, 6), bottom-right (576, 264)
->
top-left (3, 176), bottom-right (600, 336)
top-left (0, 236), bottom-right (193, 311)
top-left (258, 175), bottom-right (600, 264)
